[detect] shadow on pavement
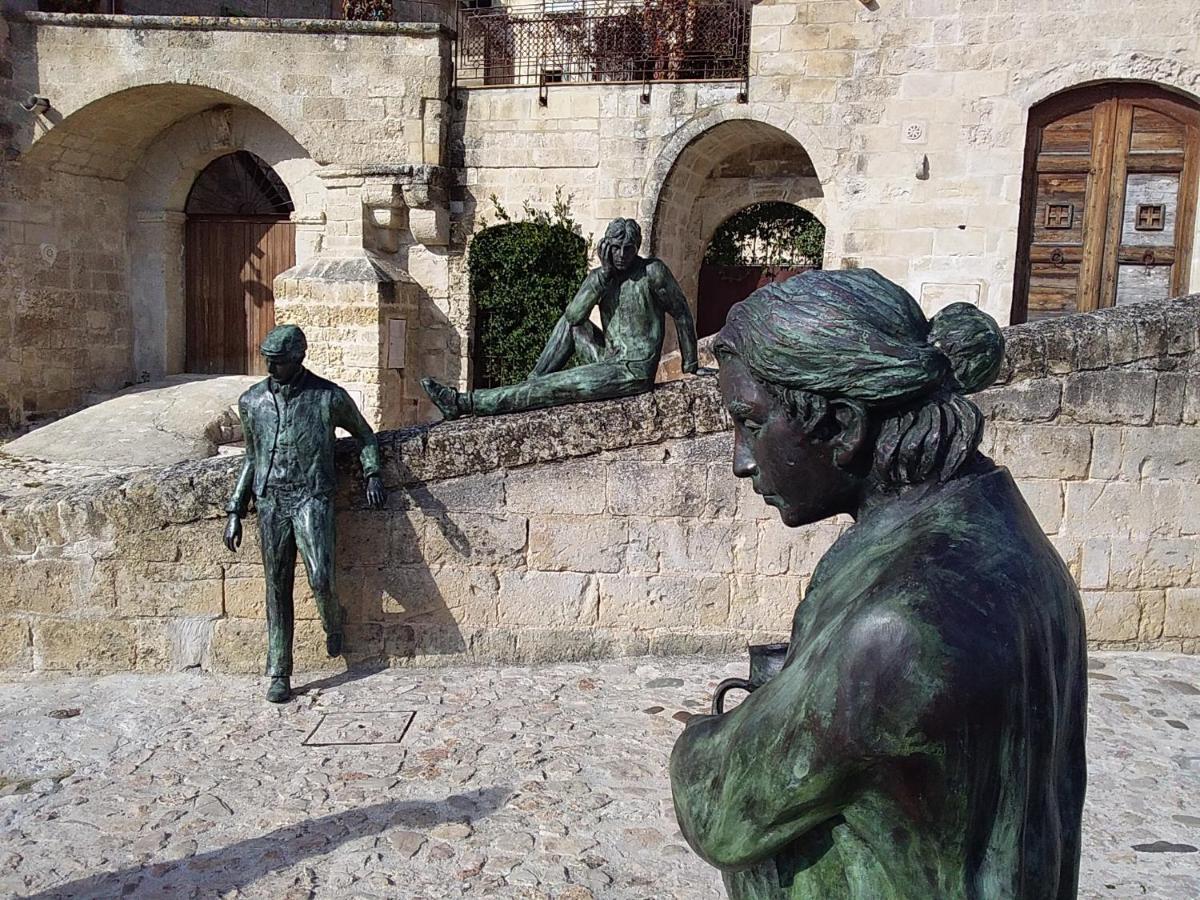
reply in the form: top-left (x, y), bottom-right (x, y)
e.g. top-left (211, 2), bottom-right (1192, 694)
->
top-left (291, 661), bottom-right (390, 696)
top-left (22, 785), bottom-right (512, 899)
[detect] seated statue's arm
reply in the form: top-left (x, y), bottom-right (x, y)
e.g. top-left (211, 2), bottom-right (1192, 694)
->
top-left (650, 261), bottom-right (699, 373)
top-left (530, 271), bottom-right (603, 377)
top-left (670, 608), bottom-right (935, 870)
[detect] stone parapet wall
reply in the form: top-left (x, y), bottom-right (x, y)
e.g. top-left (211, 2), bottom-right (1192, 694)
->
top-left (2, 298), bottom-right (1199, 675)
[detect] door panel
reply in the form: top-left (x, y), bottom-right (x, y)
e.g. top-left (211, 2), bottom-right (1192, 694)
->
top-left (1014, 86), bottom-right (1200, 323)
top-left (185, 217), bottom-right (295, 375)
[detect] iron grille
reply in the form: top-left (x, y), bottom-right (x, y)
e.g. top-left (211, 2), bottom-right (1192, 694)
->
top-left (456, 0), bottom-right (750, 90)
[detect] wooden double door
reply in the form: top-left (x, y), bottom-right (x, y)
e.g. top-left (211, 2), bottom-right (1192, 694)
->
top-left (184, 216), bottom-right (295, 375)
top-left (1014, 85), bottom-right (1200, 322)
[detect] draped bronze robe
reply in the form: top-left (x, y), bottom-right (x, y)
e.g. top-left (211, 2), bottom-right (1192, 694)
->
top-left (670, 462), bottom-right (1087, 899)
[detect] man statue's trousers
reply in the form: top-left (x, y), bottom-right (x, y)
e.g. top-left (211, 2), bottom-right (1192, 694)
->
top-left (257, 489), bottom-right (339, 676)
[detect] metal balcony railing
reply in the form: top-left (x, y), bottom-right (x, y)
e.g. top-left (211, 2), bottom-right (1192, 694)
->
top-left (455, 0), bottom-right (750, 92)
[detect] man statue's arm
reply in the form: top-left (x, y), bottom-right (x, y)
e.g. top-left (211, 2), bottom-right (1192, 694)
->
top-left (530, 271), bottom-right (603, 377)
top-left (650, 261), bottom-right (699, 374)
top-left (333, 389), bottom-right (383, 479)
top-left (226, 401), bottom-right (256, 517)
top-left (670, 609), bottom-right (934, 869)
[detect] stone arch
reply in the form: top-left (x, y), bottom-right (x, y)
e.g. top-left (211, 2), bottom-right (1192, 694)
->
top-left (127, 105), bottom-right (323, 380)
top-left (1012, 55), bottom-right (1200, 113)
top-left (17, 74), bottom-right (313, 175)
top-left (644, 113), bottom-right (829, 340)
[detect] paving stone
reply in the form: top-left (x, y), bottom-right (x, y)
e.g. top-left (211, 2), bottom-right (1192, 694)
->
top-left (0, 653), bottom-right (1194, 898)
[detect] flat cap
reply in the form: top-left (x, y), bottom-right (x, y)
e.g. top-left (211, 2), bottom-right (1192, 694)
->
top-left (260, 324), bottom-right (307, 358)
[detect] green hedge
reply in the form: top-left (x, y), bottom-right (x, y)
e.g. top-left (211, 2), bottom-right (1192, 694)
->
top-left (469, 207), bottom-right (589, 389)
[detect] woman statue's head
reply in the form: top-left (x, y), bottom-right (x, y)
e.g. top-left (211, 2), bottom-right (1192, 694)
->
top-left (713, 269), bottom-right (1004, 527)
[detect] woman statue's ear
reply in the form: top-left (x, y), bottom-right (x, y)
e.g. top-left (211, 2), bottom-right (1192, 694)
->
top-left (829, 398), bottom-right (868, 469)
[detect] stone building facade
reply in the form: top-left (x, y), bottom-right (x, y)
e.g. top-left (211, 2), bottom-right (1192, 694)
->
top-left (4, 0), bottom-right (1200, 433)
top-left (2, 299), bottom-right (1198, 674)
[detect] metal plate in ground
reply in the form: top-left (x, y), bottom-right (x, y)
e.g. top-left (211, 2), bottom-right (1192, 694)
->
top-left (302, 711), bottom-right (415, 747)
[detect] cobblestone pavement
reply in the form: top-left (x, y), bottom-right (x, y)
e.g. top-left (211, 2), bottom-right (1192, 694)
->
top-left (0, 652), bottom-right (1197, 900)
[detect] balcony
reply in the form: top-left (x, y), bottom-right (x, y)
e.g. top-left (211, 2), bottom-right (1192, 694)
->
top-left (455, 0), bottom-right (750, 92)
top-left (22, 1), bottom-right (447, 24)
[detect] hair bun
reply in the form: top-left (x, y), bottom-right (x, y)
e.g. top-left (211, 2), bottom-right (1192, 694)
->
top-left (927, 302), bottom-right (1004, 394)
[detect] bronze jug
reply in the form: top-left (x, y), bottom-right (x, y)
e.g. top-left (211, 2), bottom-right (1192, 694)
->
top-left (711, 642), bottom-right (789, 714)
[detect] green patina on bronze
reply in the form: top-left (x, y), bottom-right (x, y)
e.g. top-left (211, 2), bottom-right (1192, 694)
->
top-left (670, 269), bottom-right (1086, 899)
top-left (224, 324), bottom-right (386, 703)
top-left (422, 218), bottom-right (701, 418)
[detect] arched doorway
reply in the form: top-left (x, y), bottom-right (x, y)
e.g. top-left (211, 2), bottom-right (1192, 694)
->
top-left (1012, 83), bottom-right (1200, 323)
top-left (650, 119), bottom-right (824, 343)
top-left (184, 151), bottom-right (296, 374)
top-left (696, 201), bottom-right (824, 338)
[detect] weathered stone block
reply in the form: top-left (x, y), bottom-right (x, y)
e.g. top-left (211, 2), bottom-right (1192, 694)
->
top-left (597, 574), bottom-right (729, 629)
top-left (1089, 426), bottom-right (1200, 482)
top-left (1107, 537), bottom-right (1200, 589)
top-left (985, 424), bottom-right (1091, 480)
top-left (1164, 588), bottom-right (1200, 639)
top-left (498, 571), bottom-right (596, 626)
top-left (728, 575), bottom-right (803, 631)
top-left (35, 620), bottom-right (136, 673)
top-left (0, 557), bottom-right (85, 615)
top-left (397, 472), bottom-right (506, 513)
top-left (505, 460), bottom-right (607, 515)
top-left (114, 563), bottom-right (223, 617)
top-left (974, 378), bottom-right (1061, 422)
top-left (1014, 479), bottom-right (1063, 534)
top-left (360, 565), bottom-right (499, 625)
top-left (1061, 371), bottom-right (1157, 425)
top-left (647, 630), bottom-right (745, 657)
top-left (528, 515), bottom-right (626, 573)
top-left (607, 461), bottom-right (707, 517)
top-left (625, 518), bottom-right (735, 575)
top-left (208, 618), bottom-right (266, 674)
top-left (512, 627), bottom-right (649, 663)
top-left (1154, 373), bottom-right (1186, 424)
top-left (418, 513), bottom-right (527, 567)
top-left (1062, 482), bottom-right (1183, 539)
top-left (1080, 591), bottom-right (1141, 643)
top-left (0, 619), bottom-right (31, 670)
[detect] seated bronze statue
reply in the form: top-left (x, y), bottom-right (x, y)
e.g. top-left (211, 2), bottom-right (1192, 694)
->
top-left (422, 217), bottom-right (700, 418)
top-left (670, 269), bottom-right (1086, 899)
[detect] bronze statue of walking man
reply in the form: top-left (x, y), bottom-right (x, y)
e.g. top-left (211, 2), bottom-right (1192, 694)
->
top-left (223, 324), bottom-right (386, 703)
top-left (421, 217), bottom-right (700, 418)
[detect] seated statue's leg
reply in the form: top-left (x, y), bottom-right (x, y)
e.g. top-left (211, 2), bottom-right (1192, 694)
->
top-left (572, 321), bottom-right (606, 365)
top-left (421, 377), bottom-right (468, 420)
top-left (470, 360), bottom-right (651, 416)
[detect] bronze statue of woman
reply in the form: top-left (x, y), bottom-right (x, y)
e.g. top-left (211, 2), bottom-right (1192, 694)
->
top-left (670, 269), bottom-right (1086, 898)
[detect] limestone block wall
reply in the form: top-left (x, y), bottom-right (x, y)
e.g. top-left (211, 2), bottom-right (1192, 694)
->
top-left (0, 12), bottom-right (452, 431)
top-left (451, 0), bottom-right (1200, 334)
top-left (1, 298), bottom-right (1198, 676)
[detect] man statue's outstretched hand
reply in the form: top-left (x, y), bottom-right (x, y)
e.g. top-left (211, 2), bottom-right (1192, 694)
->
top-left (366, 475), bottom-right (387, 510)
top-left (223, 513), bottom-right (242, 552)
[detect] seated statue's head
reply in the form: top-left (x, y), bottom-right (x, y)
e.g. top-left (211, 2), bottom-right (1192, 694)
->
top-left (713, 269), bottom-right (1004, 528)
top-left (599, 218), bottom-right (643, 274)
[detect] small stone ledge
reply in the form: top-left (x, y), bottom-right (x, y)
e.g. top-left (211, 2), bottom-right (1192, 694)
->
top-left (4, 11), bottom-right (451, 39)
top-left (995, 294), bottom-right (1200, 385)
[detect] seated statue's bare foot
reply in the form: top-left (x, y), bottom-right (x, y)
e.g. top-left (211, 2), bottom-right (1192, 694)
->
top-left (422, 377), bottom-right (464, 420)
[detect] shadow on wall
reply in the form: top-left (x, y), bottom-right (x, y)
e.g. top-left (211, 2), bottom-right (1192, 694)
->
top-left (21, 786), bottom-right (512, 899)
top-left (333, 464), bottom-right (473, 666)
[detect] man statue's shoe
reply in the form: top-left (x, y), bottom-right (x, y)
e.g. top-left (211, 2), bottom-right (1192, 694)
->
top-left (326, 631), bottom-right (343, 658)
top-left (421, 377), bottom-right (462, 421)
top-left (266, 676), bottom-right (291, 703)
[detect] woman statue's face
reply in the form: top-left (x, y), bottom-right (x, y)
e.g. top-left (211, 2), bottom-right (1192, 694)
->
top-left (718, 354), bottom-right (859, 528)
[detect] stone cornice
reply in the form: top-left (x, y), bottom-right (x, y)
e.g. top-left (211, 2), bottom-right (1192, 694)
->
top-left (4, 11), bottom-right (452, 40)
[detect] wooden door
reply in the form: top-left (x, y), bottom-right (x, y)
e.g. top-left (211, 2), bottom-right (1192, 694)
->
top-left (1013, 85), bottom-right (1200, 322)
top-left (185, 217), bottom-right (295, 375)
